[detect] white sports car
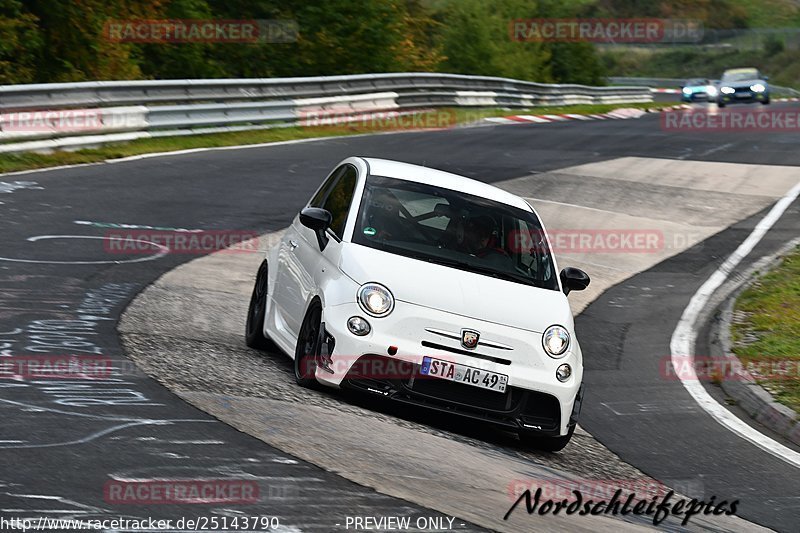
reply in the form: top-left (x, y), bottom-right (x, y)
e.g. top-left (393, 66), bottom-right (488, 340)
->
top-left (246, 157), bottom-right (590, 451)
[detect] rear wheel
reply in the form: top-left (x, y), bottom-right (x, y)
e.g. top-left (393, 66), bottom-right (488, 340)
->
top-left (245, 261), bottom-right (272, 349)
top-left (518, 424), bottom-right (575, 452)
top-left (294, 303), bottom-right (322, 388)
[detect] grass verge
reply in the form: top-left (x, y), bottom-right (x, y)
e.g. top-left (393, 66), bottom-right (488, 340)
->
top-left (732, 245), bottom-right (800, 413)
top-left (0, 102), bottom-right (673, 175)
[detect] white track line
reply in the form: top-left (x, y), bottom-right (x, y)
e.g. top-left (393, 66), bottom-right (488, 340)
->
top-left (670, 180), bottom-right (800, 469)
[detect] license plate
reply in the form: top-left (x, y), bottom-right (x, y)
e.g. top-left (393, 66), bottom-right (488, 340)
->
top-left (736, 92), bottom-right (752, 98)
top-left (420, 356), bottom-right (508, 393)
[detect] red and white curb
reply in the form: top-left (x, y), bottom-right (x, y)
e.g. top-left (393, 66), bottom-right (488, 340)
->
top-left (776, 97), bottom-right (800, 102)
top-left (485, 105), bottom-right (690, 125)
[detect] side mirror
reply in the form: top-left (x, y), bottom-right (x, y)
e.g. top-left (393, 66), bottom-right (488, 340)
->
top-left (560, 267), bottom-right (590, 296)
top-left (300, 207), bottom-right (332, 250)
top-left (763, 75), bottom-right (769, 81)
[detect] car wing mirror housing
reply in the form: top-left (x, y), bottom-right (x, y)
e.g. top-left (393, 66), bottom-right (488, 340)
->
top-left (300, 207), bottom-right (332, 250)
top-left (560, 267), bottom-right (590, 296)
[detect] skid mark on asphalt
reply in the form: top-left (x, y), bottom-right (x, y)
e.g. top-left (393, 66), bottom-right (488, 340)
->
top-left (601, 402), bottom-right (701, 416)
top-left (0, 235), bottom-right (169, 264)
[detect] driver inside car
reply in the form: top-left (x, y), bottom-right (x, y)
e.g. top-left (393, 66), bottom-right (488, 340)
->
top-left (462, 215), bottom-right (508, 258)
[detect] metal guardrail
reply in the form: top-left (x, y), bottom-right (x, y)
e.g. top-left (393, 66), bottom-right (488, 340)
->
top-left (0, 73), bottom-right (652, 154)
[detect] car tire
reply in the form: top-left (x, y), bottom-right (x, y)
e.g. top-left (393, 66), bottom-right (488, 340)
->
top-left (245, 260), bottom-right (274, 350)
top-left (518, 424), bottom-right (575, 452)
top-left (762, 99), bottom-right (770, 105)
top-left (717, 101), bottom-right (726, 108)
top-left (294, 302), bottom-right (322, 388)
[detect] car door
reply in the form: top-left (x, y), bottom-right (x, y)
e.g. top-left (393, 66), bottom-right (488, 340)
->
top-left (273, 165), bottom-right (356, 339)
top-left (312, 164), bottom-right (359, 292)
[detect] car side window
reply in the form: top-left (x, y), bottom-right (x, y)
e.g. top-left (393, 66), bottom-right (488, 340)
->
top-left (309, 165), bottom-right (348, 208)
top-left (319, 165), bottom-right (358, 239)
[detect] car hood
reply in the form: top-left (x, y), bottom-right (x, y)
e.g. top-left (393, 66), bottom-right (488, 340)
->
top-left (340, 244), bottom-right (572, 333)
top-left (722, 79), bottom-right (765, 88)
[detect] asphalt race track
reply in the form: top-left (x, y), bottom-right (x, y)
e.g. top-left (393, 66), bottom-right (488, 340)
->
top-left (1, 103), bottom-right (799, 531)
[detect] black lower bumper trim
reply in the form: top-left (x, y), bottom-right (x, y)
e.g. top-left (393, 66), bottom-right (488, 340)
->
top-left (341, 355), bottom-right (564, 436)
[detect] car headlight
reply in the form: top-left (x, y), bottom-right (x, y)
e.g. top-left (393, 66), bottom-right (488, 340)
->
top-left (706, 85), bottom-right (718, 97)
top-left (751, 83), bottom-right (766, 92)
top-left (721, 86), bottom-right (735, 94)
top-left (682, 87), bottom-right (692, 94)
top-left (542, 325), bottom-right (570, 358)
top-left (357, 283), bottom-right (394, 317)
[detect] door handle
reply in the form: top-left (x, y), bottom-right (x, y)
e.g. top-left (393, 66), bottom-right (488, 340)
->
top-left (289, 239), bottom-right (298, 250)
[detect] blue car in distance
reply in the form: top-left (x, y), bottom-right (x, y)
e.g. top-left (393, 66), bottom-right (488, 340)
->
top-left (681, 78), bottom-right (717, 102)
top-left (717, 68), bottom-right (770, 107)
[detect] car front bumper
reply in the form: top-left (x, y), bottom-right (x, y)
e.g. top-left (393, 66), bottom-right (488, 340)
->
top-left (719, 91), bottom-right (769, 104)
top-left (682, 92), bottom-right (710, 102)
top-left (313, 300), bottom-right (583, 436)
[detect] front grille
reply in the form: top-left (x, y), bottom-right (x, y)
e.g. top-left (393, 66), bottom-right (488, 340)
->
top-left (407, 373), bottom-right (514, 411)
top-left (420, 340), bottom-right (511, 365)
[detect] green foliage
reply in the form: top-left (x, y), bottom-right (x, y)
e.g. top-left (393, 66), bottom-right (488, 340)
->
top-left (732, 246), bottom-right (800, 413)
top-left (136, 0), bottom-right (227, 79)
top-left (763, 34), bottom-right (785, 55)
top-left (725, 0), bottom-right (800, 28)
top-left (581, 0), bottom-right (750, 29)
top-left (435, 0), bottom-right (553, 81)
top-left (0, 0), bottom-right (44, 83)
top-left (4, 0), bottom-right (796, 85)
top-left (22, 0), bottom-right (161, 82)
top-left (549, 42), bottom-right (606, 85)
top-left (602, 45), bottom-right (800, 88)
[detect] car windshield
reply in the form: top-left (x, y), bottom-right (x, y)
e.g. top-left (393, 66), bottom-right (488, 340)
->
top-left (686, 79), bottom-right (706, 86)
top-left (722, 70), bottom-right (759, 82)
top-left (352, 175), bottom-right (559, 291)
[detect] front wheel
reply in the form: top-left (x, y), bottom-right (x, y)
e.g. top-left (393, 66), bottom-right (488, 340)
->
top-left (245, 261), bottom-right (272, 349)
top-left (761, 99), bottom-right (770, 105)
top-left (518, 424), bottom-right (575, 452)
top-left (294, 303), bottom-right (322, 388)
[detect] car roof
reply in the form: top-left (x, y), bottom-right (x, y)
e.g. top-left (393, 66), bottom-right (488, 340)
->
top-left (723, 67), bottom-right (759, 75)
top-left (361, 157), bottom-right (532, 212)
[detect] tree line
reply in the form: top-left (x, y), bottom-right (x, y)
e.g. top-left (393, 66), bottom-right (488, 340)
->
top-left (0, 0), bottom-right (753, 85)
